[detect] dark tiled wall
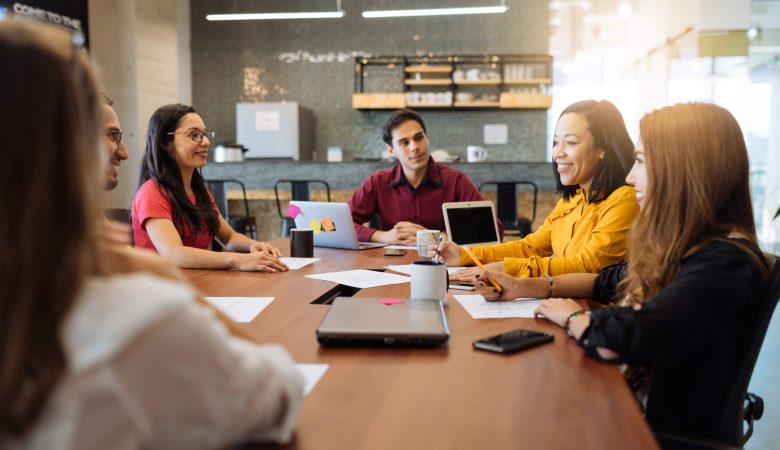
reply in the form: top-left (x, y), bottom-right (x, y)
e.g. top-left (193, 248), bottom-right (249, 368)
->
top-left (190, 0), bottom-right (550, 162)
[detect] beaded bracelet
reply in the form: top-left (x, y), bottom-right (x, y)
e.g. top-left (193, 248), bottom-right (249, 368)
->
top-left (564, 310), bottom-right (591, 338)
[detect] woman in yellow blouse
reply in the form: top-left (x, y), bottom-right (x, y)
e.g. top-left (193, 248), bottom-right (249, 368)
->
top-left (441, 100), bottom-right (639, 279)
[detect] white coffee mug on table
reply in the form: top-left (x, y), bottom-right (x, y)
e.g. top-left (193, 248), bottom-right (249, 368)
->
top-left (416, 229), bottom-right (442, 259)
top-left (410, 260), bottom-right (449, 307)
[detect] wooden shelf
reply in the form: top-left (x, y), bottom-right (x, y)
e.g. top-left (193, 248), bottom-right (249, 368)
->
top-left (499, 92), bottom-right (552, 109)
top-left (405, 65), bottom-right (453, 73)
top-left (453, 101), bottom-right (501, 107)
top-left (353, 54), bottom-right (553, 110)
top-left (404, 79), bottom-right (453, 86)
top-left (454, 80), bottom-right (502, 86)
top-left (503, 78), bottom-right (552, 85)
top-left (406, 102), bottom-right (453, 108)
top-left (352, 93), bottom-right (405, 109)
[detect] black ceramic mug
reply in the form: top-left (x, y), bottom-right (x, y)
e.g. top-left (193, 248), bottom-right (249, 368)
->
top-left (290, 228), bottom-right (314, 258)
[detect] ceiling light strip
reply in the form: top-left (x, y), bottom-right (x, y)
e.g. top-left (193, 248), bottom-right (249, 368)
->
top-left (362, 6), bottom-right (507, 18)
top-left (206, 11), bottom-right (345, 21)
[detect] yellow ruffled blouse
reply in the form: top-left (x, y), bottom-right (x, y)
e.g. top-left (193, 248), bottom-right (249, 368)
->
top-left (461, 185), bottom-right (639, 277)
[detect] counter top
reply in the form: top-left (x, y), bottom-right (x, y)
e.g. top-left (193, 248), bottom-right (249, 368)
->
top-left (202, 160), bottom-right (556, 191)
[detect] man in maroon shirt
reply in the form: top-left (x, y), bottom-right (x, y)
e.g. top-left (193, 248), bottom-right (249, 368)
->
top-left (349, 109), bottom-right (503, 245)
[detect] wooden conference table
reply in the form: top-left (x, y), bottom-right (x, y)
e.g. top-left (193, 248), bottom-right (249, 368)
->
top-left (185, 238), bottom-right (659, 450)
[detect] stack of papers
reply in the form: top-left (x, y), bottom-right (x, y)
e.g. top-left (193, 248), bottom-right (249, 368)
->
top-left (279, 257), bottom-right (320, 270)
top-left (296, 363), bottom-right (329, 396)
top-left (453, 294), bottom-right (543, 319)
top-left (385, 245), bottom-right (418, 250)
top-left (305, 269), bottom-right (410, 289)
top-left (385, 264), bottom-right (465, 276)
top-left (204, 297), bottom-right (274, 322)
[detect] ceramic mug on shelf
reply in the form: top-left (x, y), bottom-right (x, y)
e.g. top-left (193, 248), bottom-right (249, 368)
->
top-left (467, 145), bottom-right (488, 163)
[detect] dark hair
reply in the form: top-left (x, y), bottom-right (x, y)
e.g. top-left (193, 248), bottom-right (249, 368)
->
top-left (100, 92), bottom-right (114, 106)
top-left (139, 104), bottom-right (219, 238)
top-left (0, 20), bottom-right (104, 436)
top-left (382, 109), bottom-right (427, 145)
top-left (554, 100), bottom-right (634, 203)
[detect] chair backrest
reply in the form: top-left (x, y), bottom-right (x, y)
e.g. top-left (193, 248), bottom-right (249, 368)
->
top-left (478, 181), bottom-right (538, 234)
top-left (205, 179), bottom-right (251, 218)
top-left (274, 179), bottom-right (331, 219)
top-left (716, 254), bottom-right (780, 446)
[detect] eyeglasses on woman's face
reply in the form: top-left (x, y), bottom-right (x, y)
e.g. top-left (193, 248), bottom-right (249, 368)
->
top-left (167, 129), bottom-right (215, 144)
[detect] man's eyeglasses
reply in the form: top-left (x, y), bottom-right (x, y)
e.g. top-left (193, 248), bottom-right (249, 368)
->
top-left (167, 129), bottom-right (215, 144)
top-left (105, 129), bottom-right (123, 145)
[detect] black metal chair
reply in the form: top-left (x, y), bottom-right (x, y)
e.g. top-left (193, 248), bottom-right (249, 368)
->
top-left (655, 254), bottom-right (780, 449)
top-left (274, 179), bottom-right (331, 237)
top-left (205, 179), bottom-right (257, 242)
top-left (478, 181), bottom-right (538, 237)
top-left (103, 208), bottom-right (134, 246)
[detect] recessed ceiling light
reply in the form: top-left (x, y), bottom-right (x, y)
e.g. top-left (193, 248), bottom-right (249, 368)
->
top-left (363, 3), bottom-right (507, 18)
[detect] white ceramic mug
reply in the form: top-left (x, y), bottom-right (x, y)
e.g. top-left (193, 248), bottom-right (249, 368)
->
top-left (410, 260), bottom-right (449, 306)
top-left (416, 229), bottom-right (442, 259)
top-left (467, 145), bottom-right (488, 163)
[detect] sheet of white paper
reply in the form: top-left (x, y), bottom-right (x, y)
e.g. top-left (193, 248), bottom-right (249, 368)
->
top-left (305, 269), bottom-right (410, 288)
top-left (385, 264), bottom-right (465, 276)
top-left (385, 245), bottom-right (418, 250)
top-left (453, 294), bottom-right (543, 319)
top-left (204, 297), bottom-right (274, 323)
top-left (279, 257), bottom-right (320, 270)
top-left (296, 363), bottom-right (329, 396)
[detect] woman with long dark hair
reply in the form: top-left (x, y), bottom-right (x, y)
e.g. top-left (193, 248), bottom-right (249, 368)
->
top-left (438, 100), bottom-right (639, 278)
top-left (479, 102), bottom-right (773, 439)
top-left (0, 20), bottom-right (302, 448)
top-left (132, 103), bottom-right (287, 271)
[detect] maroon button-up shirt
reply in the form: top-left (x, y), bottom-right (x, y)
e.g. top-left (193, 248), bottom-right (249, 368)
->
top-left (349, 158), bottom-right (504, 242)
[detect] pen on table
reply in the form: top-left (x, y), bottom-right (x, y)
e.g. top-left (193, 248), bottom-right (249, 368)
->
top-left (462, 245), bottom-right (503, 294)
top-left (432, 236), bottom-right (443, 260)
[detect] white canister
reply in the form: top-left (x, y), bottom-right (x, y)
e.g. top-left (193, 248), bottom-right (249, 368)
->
top-left (327, 146), bottom-right (343, 162)
top-left (466, 145), bottom-right (488, 163)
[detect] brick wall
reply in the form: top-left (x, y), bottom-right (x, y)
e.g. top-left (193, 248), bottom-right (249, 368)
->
top-left (190, 0), bottom-right (550, 162)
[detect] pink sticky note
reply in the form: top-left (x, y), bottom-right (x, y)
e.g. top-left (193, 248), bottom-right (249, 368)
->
top-left (286, 204), bottom-right (301, 219)
top-left (376, 298), bottom-right (405, 306)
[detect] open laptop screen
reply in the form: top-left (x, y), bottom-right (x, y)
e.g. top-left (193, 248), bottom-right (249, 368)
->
top-left (444, 202), bottom-right (500, 246)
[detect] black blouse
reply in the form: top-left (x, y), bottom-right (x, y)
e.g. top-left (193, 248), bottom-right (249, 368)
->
top-left (581, 240), bottom-right (766, 438)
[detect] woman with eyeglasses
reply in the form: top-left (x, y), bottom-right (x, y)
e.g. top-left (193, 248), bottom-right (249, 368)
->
top-left (132, 104), bottom-right (288, 271)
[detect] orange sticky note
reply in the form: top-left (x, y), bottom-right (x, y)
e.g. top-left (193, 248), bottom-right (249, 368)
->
top-left (310, 219), bottom-right (322, 234)
top-left (321, 217), bottom-right (335, 231)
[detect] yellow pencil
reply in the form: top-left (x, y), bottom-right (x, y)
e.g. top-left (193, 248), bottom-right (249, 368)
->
top-left (462, 245), bottom-right (503, 294)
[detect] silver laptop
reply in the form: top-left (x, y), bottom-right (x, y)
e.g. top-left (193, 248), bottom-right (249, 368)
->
top-left (442, 201), bottom-right (501, 246)
top-left (290, 201), bottom-right (386, 250)
top-left (316, 297), bottom-right (450, 346)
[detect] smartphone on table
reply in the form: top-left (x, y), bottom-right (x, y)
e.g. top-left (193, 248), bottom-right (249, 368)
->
top-left (449, 282), bottom-right (476, 291)
top-left (473, 329), bottom-right (553, 354)
top-left (383, 248), bottom-right (407, 257)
